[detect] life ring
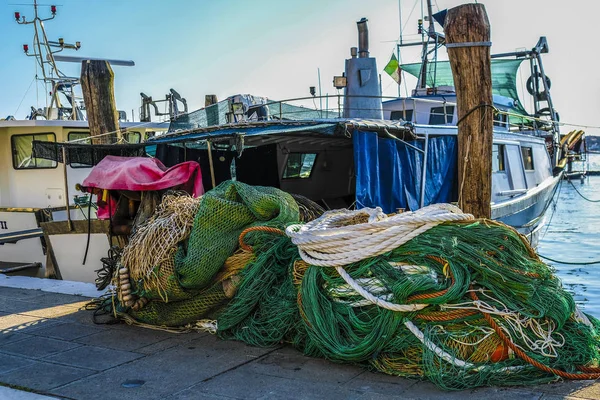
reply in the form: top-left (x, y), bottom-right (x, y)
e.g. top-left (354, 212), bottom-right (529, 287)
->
top-left (526, 73), bottom-right (551, 97)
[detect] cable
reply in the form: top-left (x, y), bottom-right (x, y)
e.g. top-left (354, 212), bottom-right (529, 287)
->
top-left (567, 179), bottom-right (600, 203)
top-left (538, 254), bottom-right (600, 266)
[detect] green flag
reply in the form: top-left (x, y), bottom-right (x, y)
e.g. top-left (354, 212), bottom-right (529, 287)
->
top-left (384, 54), bottom-right (401, 84)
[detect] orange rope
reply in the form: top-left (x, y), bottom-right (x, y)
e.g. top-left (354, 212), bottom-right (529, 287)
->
top-left (469, 287), bottom-right (600, 380)
top-left (238, 226), bottom-right (286, 252)
top-left (407, 256), bottom-right (453, 302)
top-left (415, 309), bottom-right (478, 321)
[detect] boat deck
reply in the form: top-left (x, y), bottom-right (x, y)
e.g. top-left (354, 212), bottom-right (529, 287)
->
top-left (0, 276), bottom-right (598, 399)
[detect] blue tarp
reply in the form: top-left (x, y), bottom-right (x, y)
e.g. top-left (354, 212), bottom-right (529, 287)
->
top-left (353, 131), bottom-right (457, 213)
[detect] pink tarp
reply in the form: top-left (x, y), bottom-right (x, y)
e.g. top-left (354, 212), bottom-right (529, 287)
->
top-left (83, 156), bottom-right (204, 219)
top-left (83, 156), bottom-right (204, 196)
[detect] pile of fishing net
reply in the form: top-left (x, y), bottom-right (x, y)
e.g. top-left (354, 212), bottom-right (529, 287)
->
top-left (104, 180), bottom-right (600, 390)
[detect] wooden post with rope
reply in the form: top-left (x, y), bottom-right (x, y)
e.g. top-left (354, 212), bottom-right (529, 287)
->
top-left (444, 4), bottom-right (493, 219)
top-left (80, 60), bottom-right (120, 144)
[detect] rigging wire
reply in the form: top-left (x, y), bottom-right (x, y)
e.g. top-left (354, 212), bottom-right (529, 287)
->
top-left (566, 178), bottom-right (600, 203)
top-left (14, 77), bottom-right (36, 117)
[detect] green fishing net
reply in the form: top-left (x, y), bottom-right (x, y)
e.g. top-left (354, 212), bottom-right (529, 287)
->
top-left (108, 182), bottom-right (600, 390)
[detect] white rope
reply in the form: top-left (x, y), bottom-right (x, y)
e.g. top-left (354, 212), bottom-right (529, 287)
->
top-left (335, 265), bottom-right (428, 312)
top-left (405, 320), bottom-right (524, 372)
top-left (442, 290), bottom-right (566, 358)
top-left (286, 203), bottom-right (473, 313)
top-left (286, 203), bottom-right (473, 267)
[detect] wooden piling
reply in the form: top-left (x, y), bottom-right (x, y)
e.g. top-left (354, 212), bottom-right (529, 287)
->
top-left (445, 4), bottom-right (493, 219)
top-left (80, 60), bottom-right (120, 144)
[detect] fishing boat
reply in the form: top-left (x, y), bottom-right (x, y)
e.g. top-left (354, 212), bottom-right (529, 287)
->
top-left (26, 4), bottom-right (573, 286)
top-left (143, 10), bottom-right (568, 246)
top-left (0, 2), bottom-right (169, 282)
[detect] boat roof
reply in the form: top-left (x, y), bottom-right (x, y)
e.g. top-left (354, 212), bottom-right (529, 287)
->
top-left (0, 119), bottom-right (169, 130)
top-left (150, 119), bottom-right (414, 146)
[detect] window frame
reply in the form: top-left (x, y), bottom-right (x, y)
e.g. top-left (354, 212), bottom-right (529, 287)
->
top-left (124, 131), bottom-right (142, 144)
top-left (390, 110), bottom-right (414, 122)
top-left (282, 153), bottom-right (318, 180)
top-left (428, 105), bottom-right (455, 125)
top-left (521, 146), bottom-right (535, 171)
top-left (492, 144), bottom-right (506, 172)
top-left (11, 132), bottom-right (58, 170)
top-left (67, 131), bottom-right (93, 169)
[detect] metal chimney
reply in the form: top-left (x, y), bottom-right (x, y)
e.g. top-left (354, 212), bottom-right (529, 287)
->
top-left (357, 18), bottom-right (369, 58)
top-left (343, 17), bottom-right (382, 119)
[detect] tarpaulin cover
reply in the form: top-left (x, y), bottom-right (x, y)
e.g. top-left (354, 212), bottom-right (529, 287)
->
top-left (353, 131), bottom-right (457, 213)
top-left (82, 156), bottom-right (204, 197)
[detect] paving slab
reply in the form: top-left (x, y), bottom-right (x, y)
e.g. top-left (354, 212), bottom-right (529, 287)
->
top-left (134, 331), bottom-right (206, 355)
top-left (0, 298), bottom-right (46, 314)
top-left (73, 325), bottom-right (180, 352)
top-left (0, 331), bottom-right (31, 346)
top-left (179, 369), bottom-right (401, 400)
top-left (0, 360), bottom-right (94, 392)
top-left (0, 386), bottom-right (58, 400)
top-left (25, 321), bottom-right (103, 341)
top-left (52, 335), bottom-right (277, 400)
top-left (0, 314), bottom-right (48, 333)
top-left (0, 336), bottom-right (80, 359)
top-left (0, 353), bottom-right (34, 374)
top-left (44, 345), bottom-right (143, 371)
top-left (567, 382), bottom-right (600, 399)
top-left (0, 287), bottom-right (48, 301)
top-left (241, 346), bottom-right (363, 385)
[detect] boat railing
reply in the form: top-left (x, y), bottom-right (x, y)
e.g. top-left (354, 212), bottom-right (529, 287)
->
top-left (259, 94), bottom-right (555, 136)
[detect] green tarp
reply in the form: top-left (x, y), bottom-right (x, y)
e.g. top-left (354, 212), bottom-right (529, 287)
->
top-left (400, 59), bottom-right (526, 114)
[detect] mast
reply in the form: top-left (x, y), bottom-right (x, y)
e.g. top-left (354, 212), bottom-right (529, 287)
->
top-left (14, 0), bottom-right (82, 120)
top-left (398, 0), bottom-right (444, 94)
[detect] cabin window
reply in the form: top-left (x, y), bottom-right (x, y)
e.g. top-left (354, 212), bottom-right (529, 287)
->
top-left (429, 106), bottom-right (454, 125)
top-left (521, 146), bottom-right (534, 170)
top-left (124, 131), bottom-right (142, 143)
top-left (67, 132), bottom-right (92, 168)
top-left (492, 144), bottom-right (505, 172)
top-left (390, 110), bottom-right (414, 122)
top-left (283, 153), bottom-right (317, 179)
top-left (11, 133), bottom-right (57, 170)
top-left (68, 131), bottom-right (90, 144)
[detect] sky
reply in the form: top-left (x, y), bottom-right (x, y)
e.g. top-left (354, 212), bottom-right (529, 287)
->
top-left (1, 0), bottom-right (599, 135)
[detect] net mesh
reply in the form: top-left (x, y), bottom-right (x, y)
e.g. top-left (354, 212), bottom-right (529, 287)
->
top-left (107, 183), bottom-right (600, 390)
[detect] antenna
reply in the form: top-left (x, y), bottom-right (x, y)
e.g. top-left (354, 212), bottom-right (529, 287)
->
top-left (14, 0), bottom-right (82, 119)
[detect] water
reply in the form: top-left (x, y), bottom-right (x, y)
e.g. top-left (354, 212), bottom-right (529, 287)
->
top-left (537, 153), bottom-right (600, 317)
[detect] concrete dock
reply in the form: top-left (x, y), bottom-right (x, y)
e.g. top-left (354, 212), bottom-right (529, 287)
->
top-left (0, 276), bottom-right (599, 400)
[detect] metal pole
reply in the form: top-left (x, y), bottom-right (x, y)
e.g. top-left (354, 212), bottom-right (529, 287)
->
top-left (419, 132), bottom-right (429, 208)
top-left (318, 68), bottom-right (323, 118)
top-left (206, 140), bottom-right (216, 189)
top-left (61, 146), bottom-right (72, 231)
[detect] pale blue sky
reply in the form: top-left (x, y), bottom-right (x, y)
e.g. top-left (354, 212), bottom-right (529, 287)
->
top-left (1, 0), bottom-right (598, 133)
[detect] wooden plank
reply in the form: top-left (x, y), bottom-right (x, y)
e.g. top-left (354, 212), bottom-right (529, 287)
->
top-left (41, 219), bottom-right (110, 235)
top-left (445, 4), bottom-right (493, 219)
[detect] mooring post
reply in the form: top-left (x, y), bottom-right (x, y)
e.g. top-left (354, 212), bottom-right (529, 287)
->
top-left (444, 4), bottom-right (493, 219)
top-left (80, 60), bottom-right (120, 144)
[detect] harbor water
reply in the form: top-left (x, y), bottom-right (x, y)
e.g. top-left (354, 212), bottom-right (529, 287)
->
top-left (537, 153), bottom-right (600, 318)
